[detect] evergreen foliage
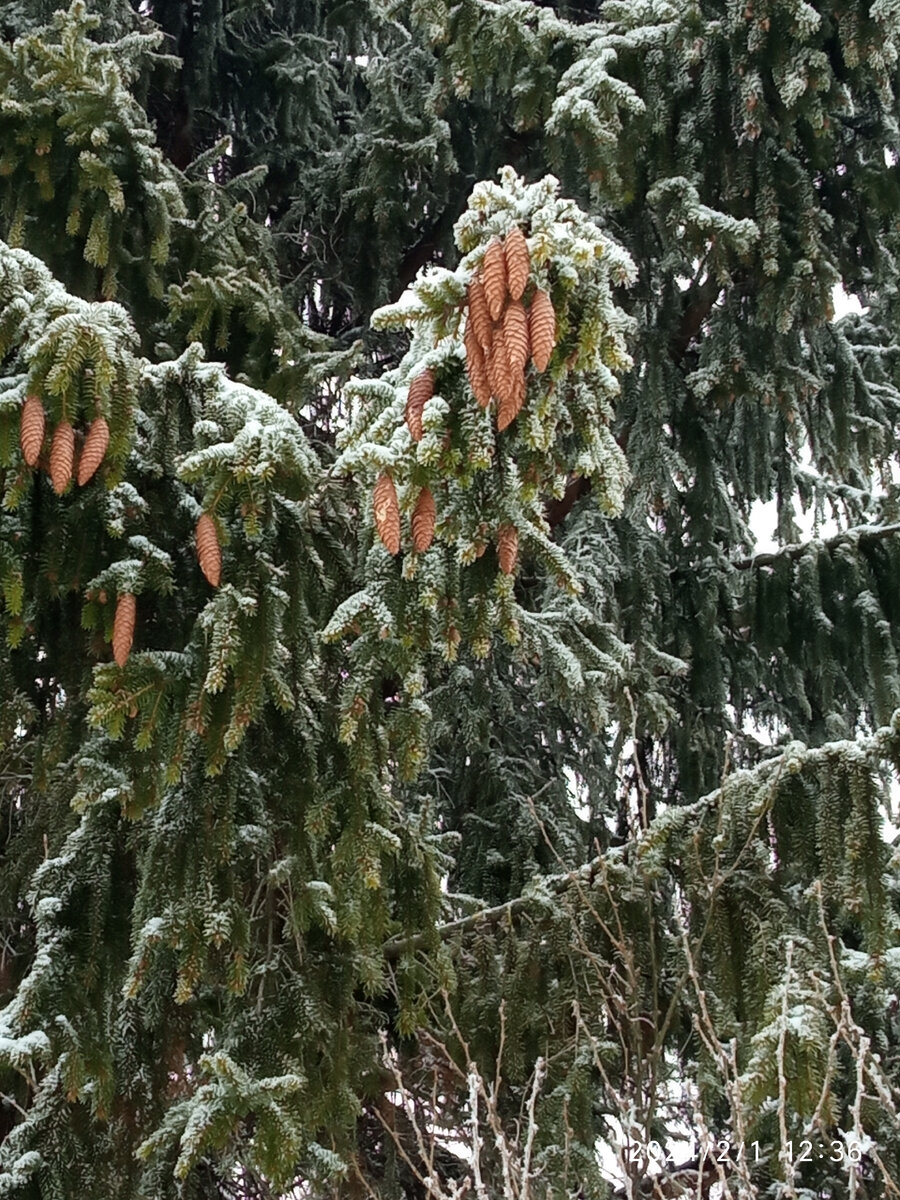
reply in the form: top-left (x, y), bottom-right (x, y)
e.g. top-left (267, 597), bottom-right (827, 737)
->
top-left (1, 0), bottom-right (900, 1197)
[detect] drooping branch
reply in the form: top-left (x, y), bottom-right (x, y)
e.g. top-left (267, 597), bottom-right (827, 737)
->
top-left (730, 520), bottom-right (900, 571)
top-left (382, 714), bottom-right (900, 961)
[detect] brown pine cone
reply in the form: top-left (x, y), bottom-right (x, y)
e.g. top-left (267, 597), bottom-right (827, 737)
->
top-left (405, 368), bottom-right (434, 442)
top-left (20, 394), bottom-right (45, 468)
top-left (411, 487), bottom-right (436, 552)
top-left (482, 239), bottom-right (507, 321)
top-left (464, 324), bottom-right (491, 407)
top-left (497, 524), bottom-right (519, 575)
top-left (195, 513), bottom-right (222, 587)
top-left (113, 593), bottom-right (136, 667)
top-left (485, 340), bottom-right (506, 407)
top-left (373, 473), bottom-right (401, 555)
top-left (50, 421), bottom-right (75, 495)
top-left (490, 324), bottom-right (518, 405)
top-left (77, 416), bottom-right (110, 485)
top-left (502, 300), bottom-right (529, 372)
top-left (529, 289), bottom-right (556, 372)
top-left (497, 370), bottom-right (526, 432)
top-left (467, 277), bottom-right (493, 350)
top-left (504, 227), bottom-right (530, 301)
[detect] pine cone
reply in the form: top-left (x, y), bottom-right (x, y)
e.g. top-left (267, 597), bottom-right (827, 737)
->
top-left (504, 227), bottom-right (530, 301)
top-left (482, 239), bottom-right (507, 321)
top-left (497, 524), bottom-right (519, 575)
top-left (411, 487), bottom-right (436, 552)
top-left (113, 592), bottom-right (136, 667)
top-left (50, 421), bottom-right (75, 495)
top-left (464, 324), bottom-right (491, 407)
top-left (490, 324), bottom-right (517, 403)
top-left (195, 513), bottom-right (222, 587)
top-left (405, 368), bottom-right (434, 442)
top-left (502, 300), bottom-right (529, 372)
top-left (529, 289), bottom-right (556, 372)
top-left (20, 394), bottom-right (45, 468)
top-left (77, 416), bottom-right (109, 485)
top-left (373, 473), bottom-right (401, 555)
top-left (467, 277), bottom-right (493, 350)
top-left (485, 342), bottom-right (507, 408)
top-left (497, 370), bottom-right (526, 432)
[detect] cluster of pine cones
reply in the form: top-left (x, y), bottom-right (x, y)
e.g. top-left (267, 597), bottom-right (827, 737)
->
top-left (373, 469), bottom-right (517, 574)
top-left (20, 393), bottom-right (110, 493)
top-left (20, 394), bottom-right (222, 667)
top-left (463, 226), bottom-right (555, 430)
top-left (373, 473), bottom-right (434, 558)
top-left (374, 226), bottom-right (556, 573)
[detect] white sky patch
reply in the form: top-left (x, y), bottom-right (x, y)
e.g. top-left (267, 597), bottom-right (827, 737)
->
top-left (832, 280), bottom-right (867, 318)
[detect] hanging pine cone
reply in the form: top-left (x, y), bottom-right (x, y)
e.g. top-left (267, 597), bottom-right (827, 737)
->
top-left (411, 487), bottom-right (436, 552)
top-left (50, 421), bottom-right (75, 495)
top-left (464, 323), bottom-right (491, 407)
top-left (497, 524), bottom-right (519, 575)
top-left (485, 336), bottom-right (511, 409)
top-left (529, 289), bottom-right (556, 372)
top-left (467, 277), bottom-right (493, 350)
top-left (496, 323), bottom-right (518, 396)
top-left (504, 227), bottom-right (530, 301)
top-left (77, 416), bottom-right (110, 485)
top-left (497, 370), bottom-right (526, 433)
top-left (405, 368), bottom-right (434, 442)
top-left (195, 513), bottom-right (222, 587)
top-left (502, 300), bottom-right (529, 372)
top-left (482, 239), bottom-right (507, 321)
top-left (20, 394), bottom-right (45, 468)
top-left (373, 473), bottom-right (401, 555)
top-left (113, 592), bottom-right (136, 667)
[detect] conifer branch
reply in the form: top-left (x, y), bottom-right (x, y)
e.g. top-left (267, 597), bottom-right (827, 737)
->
top-left (383, 714), bottom-right (900, 961)
top-left (731, 520), bottom-right (900, 571)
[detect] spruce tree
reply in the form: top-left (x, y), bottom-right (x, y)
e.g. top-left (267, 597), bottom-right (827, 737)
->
top-left (2, 0), bottom-right (900, 1197)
